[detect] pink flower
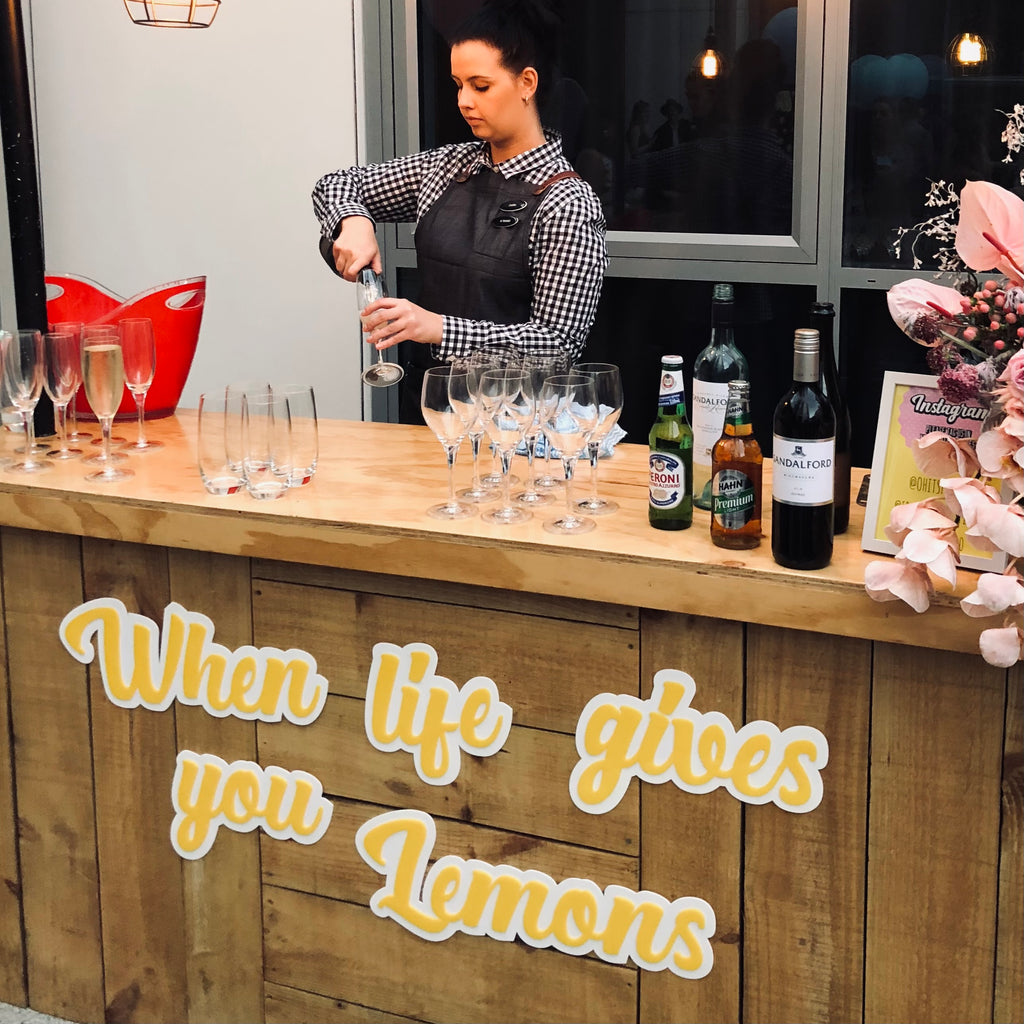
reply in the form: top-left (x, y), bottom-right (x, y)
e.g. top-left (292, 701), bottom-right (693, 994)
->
top-left (975, 416), bottom-right (1024, 494)
top-left (883, 498), bottom-right (956, 546)
top-left (960, 570), bottom-right (1024, 617)
top-left (865, 556), bottom-right (934, 613)
top-left (978, 622), bottom-right (1023, 667)
top-left (886, 279), bottom-right (966, 340)
top-left (941, 476), bottom-right (1004, 519)
top-left (955, 181), bottom-right (1024, 284)
top-left (965, 498), bottom-right (1024, 555)
top-left (999, 349), bottom-right (1024, 396)
top-left (913, 430), bottom-right (980, 479)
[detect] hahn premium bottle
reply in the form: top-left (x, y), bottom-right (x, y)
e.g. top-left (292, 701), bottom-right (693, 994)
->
top-left (711, 380), bottom-right (762, 549)
top-left (692, 283), bottom-right (748, 510)
top-left (772, 329), bottom-right (836, 569)
top-left (649, 354), bottom-right (693, 530)
top-left (809, 301), bottom-right (852, 533)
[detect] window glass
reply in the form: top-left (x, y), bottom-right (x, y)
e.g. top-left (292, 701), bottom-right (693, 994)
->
top-left (417, 0), bottom-right (800, 236)
top-left (843, 0), bottom-right (1024, 269)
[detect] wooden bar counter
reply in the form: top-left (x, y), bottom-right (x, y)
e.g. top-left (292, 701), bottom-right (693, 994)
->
top-left (0, 413), bottom-right (1020, 1024)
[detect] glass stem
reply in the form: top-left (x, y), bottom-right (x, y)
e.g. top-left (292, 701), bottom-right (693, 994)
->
top-left (101, 416), bottom-right (113, 474)
top-left (470, 433), bottom-right (483, 489)
top-left (588, 441), bottom-right (600, 501)
top-left (444, 442), bottom-right (458, 507)
top-left (500, 447), bottom-right (513, 509)
top-left (56, 402), bottom-right (69, 452)
top-left (69, 394), bottom-right (80, 435)
top-left (135, 391), bottom-right (147, 445)
top-left (563, 455), bottom-right (578, 518)
top-left (525, 434), bottom-right (538, 491)
top-left (23, 410), bottom-right (36, 466)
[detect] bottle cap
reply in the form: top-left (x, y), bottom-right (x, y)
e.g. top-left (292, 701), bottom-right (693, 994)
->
top-left (727, 379), bottom-right (750, 396)
top-left (662, 354), bottom-right (683, 366)
top-left (713, 283), bottom-right (733, 302)
top-left (794, 328), bottom-right (819, 353)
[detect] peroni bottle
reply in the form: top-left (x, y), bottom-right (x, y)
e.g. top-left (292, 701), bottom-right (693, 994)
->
top-left (711, 380), bottom-right (762, 550)
top-left (809, 301), bottom-right (852, 534)
top-left (649, 355), bottom-right (693, 530)
top-left (771, 329), bottom-right (836, 570)
top-left (691, 283), bottom-right (748, 511)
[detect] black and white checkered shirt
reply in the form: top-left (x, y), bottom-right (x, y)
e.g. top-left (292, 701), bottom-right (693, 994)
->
top-left (312, 130), bottom-right (608, 364)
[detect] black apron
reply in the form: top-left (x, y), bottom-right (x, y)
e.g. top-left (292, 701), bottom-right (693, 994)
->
top-left (399, 167), bottom-right (579, 423)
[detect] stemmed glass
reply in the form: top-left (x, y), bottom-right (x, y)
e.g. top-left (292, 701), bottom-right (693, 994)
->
top-left (539, 373), bottom-right (599, 535)
top-left (82, 325), bottom-right (126, 448)
top-left (119, 317), bottom-right (162, 451)
top-left (455, 357), bottom-right (498, 503)
top-left (531, 352), bottom-right (569, 490)
top-left (420, 365), bottom-right (475, 520)
top-left (3, 329), bottom-right (51, 473)
top-left (479, 368), bottom-right (534, 525)
top-left (574, 362), bottom-right (624, 515)
top-left (81, 334), bottom-right (132, 483)
top-left (514, 357), bottom-right (560, 507)
top-left (357, 268), bottom-right (404, 387)
top-left (43, 331), bottom-right (83, 461)
top-left (52, 321), bottom-right (91, 441)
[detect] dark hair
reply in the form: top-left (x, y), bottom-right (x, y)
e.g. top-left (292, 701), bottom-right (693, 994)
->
top-left (448, 0), bottom-right (562, 108)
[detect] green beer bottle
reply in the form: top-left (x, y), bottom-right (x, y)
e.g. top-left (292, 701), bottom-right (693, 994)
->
top-left (649, 355), bottom-right (693, 530)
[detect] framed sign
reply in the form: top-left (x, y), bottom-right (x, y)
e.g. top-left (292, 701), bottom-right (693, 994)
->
top-left (862, 371), bottom-right (1006, 571)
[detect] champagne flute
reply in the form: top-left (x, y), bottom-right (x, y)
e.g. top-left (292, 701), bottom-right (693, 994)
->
top-left (357, 268), bottom-right (404, 387)
top-left (43, 331), bottom-right (83, 460)
top-left (3, 329), bottom-right (51, 473)
top-left (119, 317), bottom-right (162, 451)
top-left (82, 336), bottom-right (132, 483)
top-left (455, 356), bottom-right (499, 503)
top-left (479, 368), bottom-right (534, 525)
top-left (51, 320), bottom-right (91, 441)
top-left (532, 351), bottom-right (569, 490)
top-left (420, 365), bottom-right (475, 520)
top-left (513, 356), bottom-right (560, 507)
top-left (477, 346), bottom-right (523, 489)
top-left (82, 325), bottom-right (126, 447)
top-left (539, 373), bottom-right (599, 535)
top-left (573, 362), bottom-right (624, 515)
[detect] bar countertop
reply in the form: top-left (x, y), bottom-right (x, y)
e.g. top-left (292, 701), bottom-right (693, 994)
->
top-left (0, 411), bottom-right (985, 653)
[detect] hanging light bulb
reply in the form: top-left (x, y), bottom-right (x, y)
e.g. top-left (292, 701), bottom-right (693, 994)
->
top-left (947, 31), bottom-right (991, 71)
top-left (123, 0), bottom-right (221, 28)
top-left (692, 27), bottom-right (725, 79)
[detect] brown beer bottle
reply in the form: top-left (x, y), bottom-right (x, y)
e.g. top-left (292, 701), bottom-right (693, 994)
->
top-left (710, 380), bottom-right (763, 549)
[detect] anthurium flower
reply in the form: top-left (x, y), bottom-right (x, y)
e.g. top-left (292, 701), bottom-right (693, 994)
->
top-left (886, 279), bottom-right (966, 338)
top-left (955, 181), bottom-right (1024, 285)
top-left (976, 417), bottom-right (1024, 494)
top-left (913, 430), bottom-right (981, 479)
top-left (978, 622), bottom-right (1024, 667)
top-left (864, 556), bottom-right (934, 612)
top-left (960, 570), bottom-right (1024, 617)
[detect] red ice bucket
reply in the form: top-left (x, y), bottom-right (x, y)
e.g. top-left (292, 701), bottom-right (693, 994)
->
top-left (45, 273), bottom-right (206, 420)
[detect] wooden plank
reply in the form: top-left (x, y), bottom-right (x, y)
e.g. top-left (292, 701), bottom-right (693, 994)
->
top-left (251, 560), bottom-right (640, 629)
top-left (743, 626), bottom-right (870, 1024)
top-left (995, 672), bottom-right (1023, 1024)
top-left (262, 796), bottom-right (638, 905)
top-left (866, 643), bottom-right (1005, 1023)
top-left (1, 527), bottom-right (105, 1021)
top-left (264, 886), bottom-right (638, 1024)
top-left (258, 695), bottom-right (638, 856)
top-left (83, 538), bottom-right (189, 1023)
top-left (253, 580), bottom-right (640, 732)
top-left (0, 532), bottom-right (26, 1006)
top-left (265, 981), bottom-right (425, 1024)
top-left (168, 548), bottom-right (264, 1024)
top-left (638, 611), bottom-right (743, 1024)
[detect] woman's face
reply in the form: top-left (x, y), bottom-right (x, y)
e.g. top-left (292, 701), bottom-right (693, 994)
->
top-left (450, 40), bottom-right (538, 157)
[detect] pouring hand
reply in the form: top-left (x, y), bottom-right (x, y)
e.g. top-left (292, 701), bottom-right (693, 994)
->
top-left (333, 216), bottom-right (382, 281)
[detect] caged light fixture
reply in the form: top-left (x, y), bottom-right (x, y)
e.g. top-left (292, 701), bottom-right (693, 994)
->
top-left (123, 0), bottom-right (221, 28)
top-left (691, 26), bottom-right (725, 79)
top-left (946, 31), bottom-right (992, 72)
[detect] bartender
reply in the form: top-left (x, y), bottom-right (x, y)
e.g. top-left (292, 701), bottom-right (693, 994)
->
top-left (312, 0), bottom-right (608, 419)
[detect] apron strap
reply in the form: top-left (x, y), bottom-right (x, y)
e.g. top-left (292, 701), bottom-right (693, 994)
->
top-left (533, 170), bottom-right (582, 194)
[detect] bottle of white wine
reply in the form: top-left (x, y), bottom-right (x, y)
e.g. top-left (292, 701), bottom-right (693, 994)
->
top-left (692, 283), bottom-right (748, 510)
top-left (771, 329), bottom-right (836, 570)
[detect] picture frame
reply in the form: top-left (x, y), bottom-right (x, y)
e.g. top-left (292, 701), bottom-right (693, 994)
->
top-left (862, 371), bottom-right (1008, 572)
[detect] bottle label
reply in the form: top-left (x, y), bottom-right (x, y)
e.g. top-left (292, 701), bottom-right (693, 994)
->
top-left (691, 379), bottom-right (729, 468)
top-left (658, 368), bottom-right (685, 408)
top-left (772, 436), bottom-right (835, 505)
top-left (712, 468), bottom-right (755, 528)
top-left (649, 451), bottom-right (685, 509)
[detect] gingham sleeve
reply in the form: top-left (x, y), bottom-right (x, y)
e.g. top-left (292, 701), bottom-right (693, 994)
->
top-left (437, 181), bottom-right (608, 365)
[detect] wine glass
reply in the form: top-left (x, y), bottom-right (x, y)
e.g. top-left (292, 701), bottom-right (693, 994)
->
top-left (420, 365), bottom-right (475, 521)
top-left (454, 356), bottom-right (499, 503)
top-left (81, 335), bottom-right (132, 483)
top-left (357, 268), bottom-right (404, 388)
top-left (479, 368), bottom-right (534, 525)
top-left (513, 356), bottom-right (561, 507)
top-left (82, 325), bottom-right (126, 448)
top-left (539, 373), bottom-right (599, 535)
top-left (3, 329), bottom-right (51, 474)
top-left (51, 320), bottom-right (91, 441)
top-left (477, 347), bottom-right (523, 489)
top-left (43, 331), bottom-right (83, 461)
top-left (119, 317), bottom-right (162, 451)
top-left (531, 352), bottom-right (569, 490)
top-left (573, 362), bottom-right (624, 515)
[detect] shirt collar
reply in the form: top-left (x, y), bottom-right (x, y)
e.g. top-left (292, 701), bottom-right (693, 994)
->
top-left (469, 129), bottom-right (564, 179)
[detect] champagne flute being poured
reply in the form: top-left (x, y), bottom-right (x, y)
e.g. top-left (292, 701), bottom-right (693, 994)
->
top-left (357, 268), bottom-right (404, 388)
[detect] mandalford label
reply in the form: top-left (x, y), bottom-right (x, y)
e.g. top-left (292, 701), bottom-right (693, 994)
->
top-left (772, 436), bottom-right (835, 505)
top-left (712, 469), bottom-right (755, 528)
top-left (650, 452), bottom-right (685, 509)
top-left (692, 380), bottom-right (729, 468)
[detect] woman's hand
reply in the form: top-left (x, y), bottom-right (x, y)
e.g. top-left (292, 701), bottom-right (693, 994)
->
top-left (333, 216), bottom-right (381, 281)
top-left (361, 297), bottom-right (443, 349)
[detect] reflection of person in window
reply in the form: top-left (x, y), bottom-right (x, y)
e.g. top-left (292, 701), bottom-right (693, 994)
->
top-left (626, 100), bottom-right (652, 158)
top-left (650, 98), bottom-right (692, 151)
top-left (312, 0), bottom-right (608, 419)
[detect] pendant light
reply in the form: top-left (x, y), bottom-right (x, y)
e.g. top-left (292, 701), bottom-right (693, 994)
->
top-left (123, 0), bottom-right (221, 28)
top-left (946, 31), bottom-right (991, 72)
top-left (692, 26), bottom-right (725, 79)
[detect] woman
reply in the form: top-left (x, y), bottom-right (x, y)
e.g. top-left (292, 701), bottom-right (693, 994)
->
top-left (312, 0), bottom-right (608, 414)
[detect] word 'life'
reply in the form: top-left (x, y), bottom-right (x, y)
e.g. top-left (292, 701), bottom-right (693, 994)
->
top-left (60, 598), bottom-right (328, 725)
top-left (171, 750), bottom-right (332, 859)
top-left (570, 671), bottom-right (828, 815)
top-left (357, 809), bottom-right (715, 978)
top-left (365, 642), bottom-right (512, 785)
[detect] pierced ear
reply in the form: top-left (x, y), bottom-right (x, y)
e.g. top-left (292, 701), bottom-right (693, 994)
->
top-left (520, 66), bottom-right (539, 102)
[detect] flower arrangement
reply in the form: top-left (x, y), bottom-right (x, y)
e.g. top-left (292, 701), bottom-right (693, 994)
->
top-left (865, 126), bottom-right (1024, 668)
